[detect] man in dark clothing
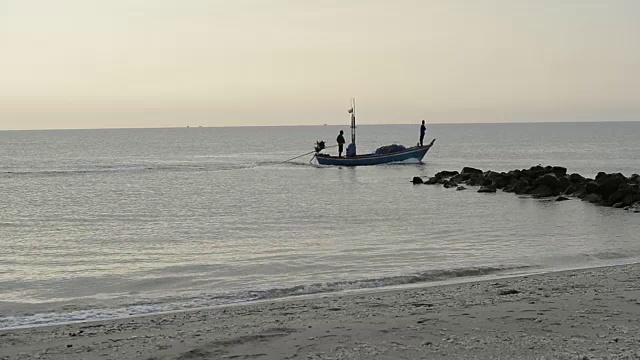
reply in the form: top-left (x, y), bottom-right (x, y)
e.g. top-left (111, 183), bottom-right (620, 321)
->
top-left (420, 120), bottom-right (426, 147)
top-left (336, 130), bottom-right (346, 157)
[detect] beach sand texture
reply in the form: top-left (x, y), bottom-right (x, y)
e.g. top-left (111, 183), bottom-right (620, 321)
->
top-left (2, 263), bottom-right (640, 360)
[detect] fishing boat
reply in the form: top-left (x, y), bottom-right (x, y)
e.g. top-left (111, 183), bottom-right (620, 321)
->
top-left (313, 99), bottom-right (435, 166)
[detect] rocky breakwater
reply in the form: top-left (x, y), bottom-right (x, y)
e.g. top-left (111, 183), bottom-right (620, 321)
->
top-left (412, 165), bottom-right (640, 212)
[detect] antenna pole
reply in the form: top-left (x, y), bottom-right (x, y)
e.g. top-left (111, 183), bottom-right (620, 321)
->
top-left (351, 98), bottom-right (356, 144)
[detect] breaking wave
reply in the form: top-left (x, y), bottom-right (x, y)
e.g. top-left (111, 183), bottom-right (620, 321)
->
top-left (0, 264), bottom-right (529, 330)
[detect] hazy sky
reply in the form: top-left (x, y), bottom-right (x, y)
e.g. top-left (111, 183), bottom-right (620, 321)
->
top-left (2, 0), bottom-right (640, 130)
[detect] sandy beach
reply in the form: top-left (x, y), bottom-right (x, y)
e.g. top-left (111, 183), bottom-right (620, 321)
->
top-left (2, 264), bottom-right (640, 360)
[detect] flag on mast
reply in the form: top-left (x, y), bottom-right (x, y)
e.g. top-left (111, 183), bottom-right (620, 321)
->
top-left (347, 108), bottom-right (354, 113)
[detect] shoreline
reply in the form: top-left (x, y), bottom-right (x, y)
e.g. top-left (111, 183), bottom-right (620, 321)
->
top-left (3, 262), bottom-right (640, 359)
top-left (3, 257), bottom-right (639, 333)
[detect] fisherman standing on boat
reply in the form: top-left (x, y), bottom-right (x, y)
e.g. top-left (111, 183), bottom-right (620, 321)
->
top-left (336, 130), bottom-right (346, 157)
top-left (420, 120), bottom-right (427, 147)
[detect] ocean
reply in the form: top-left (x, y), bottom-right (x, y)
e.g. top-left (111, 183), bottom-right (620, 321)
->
top-left (1, 122), bottom-right (639, 329)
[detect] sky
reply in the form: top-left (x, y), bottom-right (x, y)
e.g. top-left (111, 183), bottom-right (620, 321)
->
top-left (1, 0), bottom-right (640, 130)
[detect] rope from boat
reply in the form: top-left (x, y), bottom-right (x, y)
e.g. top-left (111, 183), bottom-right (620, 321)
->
top-left (282, 145), bottom-right (338, 163)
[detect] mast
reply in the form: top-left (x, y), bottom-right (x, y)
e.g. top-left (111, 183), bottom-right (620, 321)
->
top-left (350, 98), bottom-right (356, 144)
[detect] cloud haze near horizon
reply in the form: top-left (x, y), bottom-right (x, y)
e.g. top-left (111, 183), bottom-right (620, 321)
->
top-left (1, 0), bottom-right (640, 130)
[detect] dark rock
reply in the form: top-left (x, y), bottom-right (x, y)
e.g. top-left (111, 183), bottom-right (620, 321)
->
top-left (494, 174), bottom-right (510, 189)
top-left (556, 196), bottom-right (571, 201)
top-left (412, 177), bottom-right (423, 184)
top-left (424, 177), bottom-right (439, 185)
top-left (451, 173), bottom-right (471, 183)
top-left (481, 178), bottom-right (494, 187)
top-left (527, 165), bottom-right (551, 180)
top-left (630, 174), bottom-right (639, 184)
top-left (436, 170), bottom-right (459, 178)
top-left (443, 180), bottom-right (458, 189)
top-left (461, 167), bottom-right (483, 175)
top-left (503, 179), bottom-right (517, 193)
top-left (585, 181), bottom-right (598, 194)
top-left (507, 170), bottom-right (523, 179)
top-left (513, 178), bottom-right (530, 194)
top-left (607, 187), bottom-right (631, 205)
top-left (532, 185), bottom-right (555, 198)
top-left (569, 173), bottom-right (586, 183)
top-left (478, 185), bottom-right (497, 193)
top-left (533, 173), bottom-right (562, 191)
top-left (467, 174), bottom-right (484, 186)
top-left (551, 166), bottom-right (567, 177)
top-left (564, 183), bottom-right (584, 196)
top-left (456, 186), bottom-right (466, 191)
top-left (558, 176), bottom-right (571, 193)
top-left (595, 173), bottom-right (628, 199)
top-left (622, 194), bottom-right (636, 207)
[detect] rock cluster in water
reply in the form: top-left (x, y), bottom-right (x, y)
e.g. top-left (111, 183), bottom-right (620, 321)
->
top-left (412, 165), bottom-right (640, 212)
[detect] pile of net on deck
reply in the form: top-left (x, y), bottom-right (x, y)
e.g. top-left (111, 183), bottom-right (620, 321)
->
top-left (374, 144), bottom-right (406, 155)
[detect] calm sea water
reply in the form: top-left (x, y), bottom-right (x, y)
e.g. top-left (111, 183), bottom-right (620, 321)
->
top-left (1, 122), bottom-right (639, 329)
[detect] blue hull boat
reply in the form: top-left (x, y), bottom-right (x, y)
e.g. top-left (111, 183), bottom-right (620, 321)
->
top-left (312, 99), bottom-right (436, 167)
top-left (315, 140), bottom-right (435, 166)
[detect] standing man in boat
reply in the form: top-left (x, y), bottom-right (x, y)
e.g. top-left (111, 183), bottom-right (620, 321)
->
top-left (419, 120), bottom-right (427, 147)
top-left (336, 130), bottom-right (346, 157)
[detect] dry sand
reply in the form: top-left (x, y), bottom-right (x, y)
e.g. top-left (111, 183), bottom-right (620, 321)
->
top-left (2, 264), bottom-right (640, 360)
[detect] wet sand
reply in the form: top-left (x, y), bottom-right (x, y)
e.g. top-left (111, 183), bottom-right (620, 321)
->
top-left (2, 263), bottom-right (640, 360)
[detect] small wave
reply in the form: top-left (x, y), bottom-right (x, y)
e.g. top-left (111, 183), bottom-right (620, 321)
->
top-left (245, 265), bottom-right (528, 300)
top-left (0, 163), bottom-right (263, 178)
top-left (0, 265), bottom-right (528, 330)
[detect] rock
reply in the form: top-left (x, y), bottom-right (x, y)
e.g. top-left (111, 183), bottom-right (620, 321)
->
top-left (558, 175), bottom-right (571, 192)
top-left (570, 173), bottom-right (586, 183)
top-left (527, 165), bottom-right (551, 180)
top-left (533, 173), bottom-right (562, 192)
top-left (585, 181), bottom-right (598, 194)
top-left (513, 178), bottom-right (530, 194)
top-left (494, 174), bottom-right (510, 189)
top-left (595, 173), bottom-right (628, 199)
top-left (467, 174), bottom-right (484, 186)
top-left (416, 167), bottom-right (635, 211)
top-left (532, 185), bottom-right (555, 198)
top-left (424, 177), bottom-right (439, 185)
top-left (502, 179), bottom-right (517, 193)
top-left (451, 173), bottom-right (471, 183)
top-left (443, 180), bottom-right (458, 189)
top-left (478, 185), bottom-right (497, 193)
top-left (564, 183), bottom-right (585, 196)
top-left (461, 167), bottom-right (483, 175)
top-left (607, 187), bottom-right (634, 206)
top-left (436, 170), bottom-right (459, 178)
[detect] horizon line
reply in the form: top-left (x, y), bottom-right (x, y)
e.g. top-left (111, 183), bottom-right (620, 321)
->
top-left (1, 119), bottom-right (639, 132)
